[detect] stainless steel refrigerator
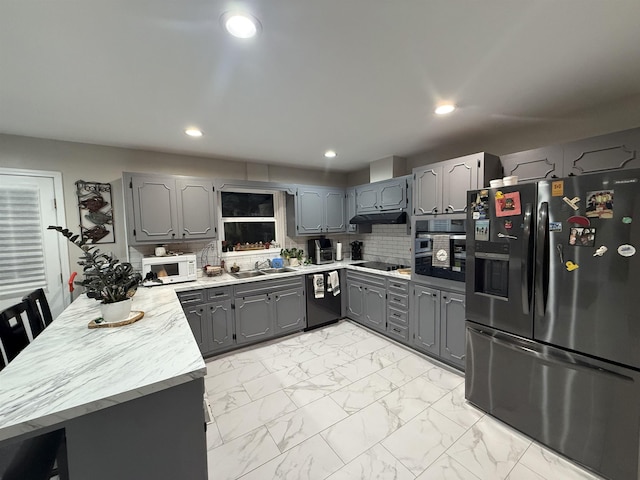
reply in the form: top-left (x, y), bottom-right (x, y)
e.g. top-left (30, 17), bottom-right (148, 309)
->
top-left (465, 169), bottom-right (640, 480)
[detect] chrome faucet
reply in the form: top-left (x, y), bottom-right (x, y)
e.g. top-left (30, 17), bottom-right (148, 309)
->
top-left (255, 259), bottom-right (272, 270)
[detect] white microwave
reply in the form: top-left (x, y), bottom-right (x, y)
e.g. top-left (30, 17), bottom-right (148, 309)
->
top-left (141, 254), bottom-right (197, 284)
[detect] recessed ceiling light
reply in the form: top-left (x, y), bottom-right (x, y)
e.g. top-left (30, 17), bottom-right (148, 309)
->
top-left (435, 104), bottom-right (456, 115)
top-left (185, 128), bottom-right (203, 137)
top-left (221, 12), bottom-right (261, 39)
top-left (324, 150), bottom-right (337, 158)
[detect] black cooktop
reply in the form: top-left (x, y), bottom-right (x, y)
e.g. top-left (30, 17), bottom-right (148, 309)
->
top-left (357, 261), bottom-right (408, 272)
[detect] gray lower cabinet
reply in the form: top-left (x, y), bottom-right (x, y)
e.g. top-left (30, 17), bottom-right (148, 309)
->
top-left (410, 282), bottom-right (466, 370)
top-left (235, 293), bottom-right (273, 345)
top-left (346, 270), bottom-right (386, 334)
top-left (124, 172), bottom-right (217, 244)
top-left (178, 287), bottom-right (234, 356)
top-left (386, 278), bottom-right (409, 344)
top-left (234, 276), bottom-right (306, 345)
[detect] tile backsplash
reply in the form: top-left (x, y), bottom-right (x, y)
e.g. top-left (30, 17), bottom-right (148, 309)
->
top-left (128, 223), bottom-right (412, 274)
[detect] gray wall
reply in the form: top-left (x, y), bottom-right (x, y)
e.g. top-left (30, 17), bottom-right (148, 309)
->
top-left (0, 133), bottom-right (347, 275)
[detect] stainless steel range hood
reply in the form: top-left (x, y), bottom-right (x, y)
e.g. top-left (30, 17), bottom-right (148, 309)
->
top-left (349, 212), bottom-right (407, 225)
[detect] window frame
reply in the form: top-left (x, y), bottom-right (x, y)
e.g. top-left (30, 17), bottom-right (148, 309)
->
top-left (218, 188), bottom-right (285, 258)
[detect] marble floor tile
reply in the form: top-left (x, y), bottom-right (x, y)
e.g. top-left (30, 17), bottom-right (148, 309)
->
top-left (415, 454), bottom-right (481, 480)
top-left (206, 422), bottom-right (223, 450)
top-left (334, 353), bottom-right (390, 382)
top-left (298, 349), bottom-right (356, 377)
top-left (238, 434), bottom-right (344, 480)
top-left (326, 443), bottom-right (414, 480)
top-left (329, 372), bottom-right (397, 414)
top-left (206, 426), bottom-right (280, 480)
top-left (320, 332), bottom-right (361, 348)
top-left (382, 407), bottom-right (467, 476)
top-left (518, 443), bottom-right (603, 480)
top-left (431, 383), bottom-right (484, 429)
top-left (204, 361), bottom-right (269, 394)
top-left (446, 415), bottom-right (531, 479)
top-left (205, 357), bottom-right (235, 378)
top-left (243, 365), bottom-right (310, 400)
top-left (207, 385), bottom-right (252, 418)
top-left (340, 335), bottom-right (390, 359)
top-left (266, 396), bottom-right (348, 452)
top-left (216, 390), bottom-right (298, 442)
top-left (284, 369), bottom-right (353, 407)
top-left (227, 342), bottom-right (283, 366)
top-left (506, 463), bottom-right (546, 480)
top-left (378, 353), bottom-right (439, 387)
top-left (378, 375), bottom-right (449, 422)
top-left (260, 345), bottom-right (319, 373)
top-left (370, 343), bottom-right (413, 365)
top-left (422, 365), bottom-right (465, 390)
top-left (321, 401), bottom-right (402, 463)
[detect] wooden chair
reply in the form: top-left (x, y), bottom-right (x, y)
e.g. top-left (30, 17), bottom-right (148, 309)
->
top-left (0, 301), bottom-right (31, 368)
top-left (22, 288), bottom-right (53, 339)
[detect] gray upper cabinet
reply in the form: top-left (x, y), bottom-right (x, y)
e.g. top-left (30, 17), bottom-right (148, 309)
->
top-left (129, 174), bottom-right (179, 242)
top-left (176, 178), bottom-right (217, 240)
top-left (346, 187), bottom-right (357, 233)
top-left (124, 172), bottom-right (217, 244)
top-left (287, 185), bottom-right (346, 236)
top-left (355, 177), bottom-right (408, 213)
top-left (501, 146), bottom-right (563, 183)
top-left (501, 127), bottom-right (640, 181)
top-left (413, 153), bottom-right (501, 216)
top-left (414, 166), bottom-right (441, 215)
top-left (563, 127), bottom-right (640, 175)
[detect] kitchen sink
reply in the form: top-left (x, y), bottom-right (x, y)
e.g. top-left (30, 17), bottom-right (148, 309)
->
top-left (230, 270), bottom-right (267, 279)
top-left (259, 267), bottom-right (297, 275)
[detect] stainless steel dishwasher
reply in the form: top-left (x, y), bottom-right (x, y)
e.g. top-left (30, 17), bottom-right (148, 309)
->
top-left (305, 272), bottom-right (341, 330)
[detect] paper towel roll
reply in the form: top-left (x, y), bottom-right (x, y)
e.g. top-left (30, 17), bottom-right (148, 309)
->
top-left (336, 242), bottom-right (343, 261)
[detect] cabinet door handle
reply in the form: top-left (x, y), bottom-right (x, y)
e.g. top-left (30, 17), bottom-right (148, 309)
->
top-left (392, 327), bottom-right (401, 333)
top-left (432, 294), bottom-right (437, 297)
top-left (447, 205), bottom-right (455, 212)
top-left (431, 207), bottom-right (438, 214)
top-left (172, 233), bottom-right (176, 238)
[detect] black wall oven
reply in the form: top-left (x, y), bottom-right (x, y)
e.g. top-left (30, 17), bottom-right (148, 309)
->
top-left (414, 219), bottom-right (466, 282)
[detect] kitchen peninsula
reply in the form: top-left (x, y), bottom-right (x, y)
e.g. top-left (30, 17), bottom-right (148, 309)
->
top-left (0, 287), bottom-right (207, 480)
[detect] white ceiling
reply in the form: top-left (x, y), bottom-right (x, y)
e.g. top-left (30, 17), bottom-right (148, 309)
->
top-left (2, 1), bottom-right (640, 172)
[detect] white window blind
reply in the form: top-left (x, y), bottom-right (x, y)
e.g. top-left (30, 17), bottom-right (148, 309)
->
top-left (0, 185), bottom-right (47, 296)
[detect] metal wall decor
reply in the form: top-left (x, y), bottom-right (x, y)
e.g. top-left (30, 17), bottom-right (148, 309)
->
top-left (75, 180), bottom-right (115, 243)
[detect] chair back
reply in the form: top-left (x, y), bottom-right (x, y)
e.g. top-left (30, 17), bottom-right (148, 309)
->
top-left (0, 301), bottom-right (31, 366)
top-left (22, 288), bottom-right (53, 339)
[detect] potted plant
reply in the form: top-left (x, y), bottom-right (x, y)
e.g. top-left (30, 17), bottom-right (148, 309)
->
top-left (280, 247), bottom-right (304, 267)
top-left (49, 226), bottom-right (142, 322)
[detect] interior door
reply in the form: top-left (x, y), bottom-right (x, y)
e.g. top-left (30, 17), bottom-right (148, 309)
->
top-left (0, 170), bottom-right (68, 320)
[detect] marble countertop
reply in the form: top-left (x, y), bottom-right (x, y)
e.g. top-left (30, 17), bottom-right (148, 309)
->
top-left (0, 286), bottom-right (206, 442)
top-left (168, 261), bottom-right (412, 293)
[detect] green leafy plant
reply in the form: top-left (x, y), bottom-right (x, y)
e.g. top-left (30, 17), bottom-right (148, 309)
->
top-left (49, 226), bottom-right (142, 304)
top-left (280, 247), bottom-right (304, 261)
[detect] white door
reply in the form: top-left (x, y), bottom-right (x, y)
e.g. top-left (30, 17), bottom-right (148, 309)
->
top-left (0, 170), bottom-right (69, 320)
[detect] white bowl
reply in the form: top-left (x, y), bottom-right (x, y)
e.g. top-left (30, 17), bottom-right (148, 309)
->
top-left (503, 175), bottom-right (518, 185)
top-left (490, 179), bottom-right (504, 188)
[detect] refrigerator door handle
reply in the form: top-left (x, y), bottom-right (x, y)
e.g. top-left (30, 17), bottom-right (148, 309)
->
top-left (468, 326), bottom-right (632, 382)
top-left (535, 202), bottom-right (549, 315)
top-left (521, 203), bottom-right (533, 315)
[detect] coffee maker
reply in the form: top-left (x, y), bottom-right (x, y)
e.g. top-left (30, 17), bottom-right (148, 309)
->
top-left (350, 241), bottom-right (363, 260)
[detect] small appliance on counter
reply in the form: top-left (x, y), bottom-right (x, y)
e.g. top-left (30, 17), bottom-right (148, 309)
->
top-left (141, 253), bottom-right (197, 285)
top-left (308, 238), bottom-right (334, 264)
top-left (350, 241), bottom-right (363, 260)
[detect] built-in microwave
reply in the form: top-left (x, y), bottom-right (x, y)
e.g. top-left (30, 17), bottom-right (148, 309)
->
top-left (141, 253), bottom-right (197, 285)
